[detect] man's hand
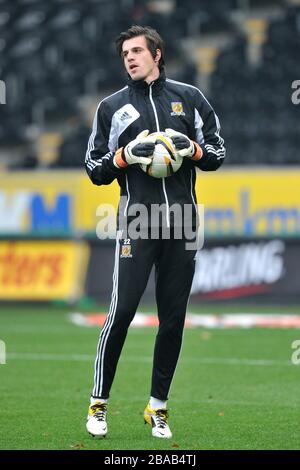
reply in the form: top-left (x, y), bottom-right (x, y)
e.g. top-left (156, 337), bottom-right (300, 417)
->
top-left (165, 128), bottom-right (203, 161)
top-left (114, 130), bottom-right (155, 168)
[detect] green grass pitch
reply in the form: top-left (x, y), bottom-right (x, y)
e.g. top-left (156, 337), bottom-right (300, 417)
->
top-left (0, 304), bottom-right (300, 450)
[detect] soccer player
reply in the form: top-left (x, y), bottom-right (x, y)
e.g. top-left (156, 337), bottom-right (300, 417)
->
top-left (85, 25), bottom-right (225, 439)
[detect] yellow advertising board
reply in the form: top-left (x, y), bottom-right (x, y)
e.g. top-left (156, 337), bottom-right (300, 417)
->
top-left (0, 170), bottom-right (119, 237)
top-left (0, 168), bottom-right (300, 237)
top-left (194, 168), bottom-right (300, 236)
top-left (0, 241), bottom-right (89, 300)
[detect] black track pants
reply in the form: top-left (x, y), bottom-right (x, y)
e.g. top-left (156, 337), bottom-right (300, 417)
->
top-left (92, 231), bottom-right (196, 400)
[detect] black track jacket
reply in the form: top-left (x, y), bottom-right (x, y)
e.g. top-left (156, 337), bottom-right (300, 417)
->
top-left (85, 69), bottom-right (225, 229)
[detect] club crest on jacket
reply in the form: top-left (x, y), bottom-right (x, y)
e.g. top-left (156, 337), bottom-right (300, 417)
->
top-left (170, 102), bottom-right (185, 116)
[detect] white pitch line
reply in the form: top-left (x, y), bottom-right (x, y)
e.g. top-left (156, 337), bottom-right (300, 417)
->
top-left (7, 353), bottom-right (94, 361)
top-left (6, 352), bottom-right (293, 367)
top-left (122, 396), bottom-right (300, 409)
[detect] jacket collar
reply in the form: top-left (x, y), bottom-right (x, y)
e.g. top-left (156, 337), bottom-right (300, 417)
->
top-left (127, 68), bottom-right (166, 95)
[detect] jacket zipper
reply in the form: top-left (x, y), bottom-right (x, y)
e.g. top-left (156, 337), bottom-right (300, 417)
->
top-left (149, 82), bottom-right (170, 228)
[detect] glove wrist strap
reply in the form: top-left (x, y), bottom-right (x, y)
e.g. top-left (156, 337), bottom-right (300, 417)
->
top-left (114, 147), bottom-right (128, 168)
top-left (191, 142), bottom-right (203, 161)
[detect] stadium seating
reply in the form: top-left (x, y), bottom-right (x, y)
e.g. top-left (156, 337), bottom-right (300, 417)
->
top-left (210, 3), bottom-right (300, 164)
top-left (0, 0), bottom-right (299, 166)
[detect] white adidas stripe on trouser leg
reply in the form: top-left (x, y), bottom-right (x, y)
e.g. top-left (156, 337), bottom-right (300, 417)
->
top-left (92, 231), bottom-right (121, 397)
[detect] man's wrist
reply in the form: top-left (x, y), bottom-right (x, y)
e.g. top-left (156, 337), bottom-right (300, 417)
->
top-left (191, 142), bottom-right (203, 161)
top-left (114, 147), bottom-right (128, 168)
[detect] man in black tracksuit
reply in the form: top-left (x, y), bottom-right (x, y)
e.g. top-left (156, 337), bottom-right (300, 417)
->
top-left (85, 26), bottom-right (225, 439)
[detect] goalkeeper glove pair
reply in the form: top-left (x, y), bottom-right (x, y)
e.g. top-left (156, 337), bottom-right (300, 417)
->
top-left (114, 129), bottom-right (202, 168)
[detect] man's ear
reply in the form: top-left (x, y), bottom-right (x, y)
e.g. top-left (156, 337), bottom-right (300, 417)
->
top-left (155, 49), bottom-right (161, 63)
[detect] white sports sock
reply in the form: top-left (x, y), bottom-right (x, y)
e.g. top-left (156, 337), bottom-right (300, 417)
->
top-left (90, 397), bottom-right (108, 405)
top-left (149, 396), bottom-right (167, 410)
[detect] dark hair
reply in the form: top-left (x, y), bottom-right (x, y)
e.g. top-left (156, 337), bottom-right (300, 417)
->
top-left (115, 25), bottom-right (165, 70)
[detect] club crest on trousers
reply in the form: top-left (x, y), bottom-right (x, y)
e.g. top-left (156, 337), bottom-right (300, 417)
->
top-left (120, 244), bottom-right (132, 258)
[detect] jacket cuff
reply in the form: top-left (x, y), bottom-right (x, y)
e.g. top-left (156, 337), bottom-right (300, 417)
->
top-left (197, 146), bottom-right (210, 164)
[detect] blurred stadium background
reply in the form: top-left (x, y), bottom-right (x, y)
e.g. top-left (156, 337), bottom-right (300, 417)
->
top-left (1, 0), bottom-right (300, 305)
top-left (1, 0), bottom-right (300, 450)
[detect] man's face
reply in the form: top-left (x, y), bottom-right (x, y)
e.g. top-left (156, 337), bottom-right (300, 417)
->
top-left (122, 36), bottom-right (160, 83)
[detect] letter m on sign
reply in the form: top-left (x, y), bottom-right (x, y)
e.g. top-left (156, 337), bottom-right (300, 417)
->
top-left (0, 80), bottom-right (5, 104)
top-left (31, 193), bottom-right (70, 233)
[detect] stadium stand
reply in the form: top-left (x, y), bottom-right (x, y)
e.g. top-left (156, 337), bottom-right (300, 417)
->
top-left (0, 0), bottom-right (299, 167)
